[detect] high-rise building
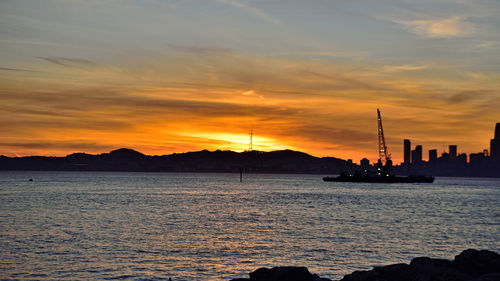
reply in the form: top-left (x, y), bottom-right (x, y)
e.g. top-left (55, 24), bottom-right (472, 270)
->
top-left (491, 123), bottom-right (500, 161)
top-left (416, 145), bottom-right (422, 162)
top-left (411, 145), bottom-right (422, 164)
top-left (449, 145), bottom-right (457, 158)
top-left (429, 149), bottom-right (437, 162)
top-left (360, 158), bottom-right (370, 168)
top-left (404, 139), bottom-right (411, 166)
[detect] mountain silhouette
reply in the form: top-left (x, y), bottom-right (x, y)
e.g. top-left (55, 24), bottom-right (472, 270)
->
top-left (0, 148), bottom-right (346, 173)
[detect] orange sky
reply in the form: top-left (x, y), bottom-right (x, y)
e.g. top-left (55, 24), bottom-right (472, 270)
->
top-left (1, 1), bottom-right (499, 164)
top-left (2, 50), bottom-right (499, 163)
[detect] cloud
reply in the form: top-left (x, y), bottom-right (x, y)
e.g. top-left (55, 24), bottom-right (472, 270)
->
top-left (475, 41), bottom-right (496, 48)
top-left (38, 57), bottom-right (97, 67)
top-left (382, 64), bottom-right (428, 72)
top-left (275, 51), bottom-right (366, 59)
top-left (0, 141), bottom-right (113, 152)
top-left (0, 67), bottom-right (38, 72)
top-left (447, 90), bottom-right (487, 104)
top-left (2, 47), bottom-right (499, 161)
top-left (215, 0), bottom-right (280, 25)
top-left (167, 44), bottom-right (233, 55)
top-left (0, 87), bottom-right (303, 123)
top-left (394, 16), bottom-right (475, 38)
top-left (0, 39), bottom-right (92, 50)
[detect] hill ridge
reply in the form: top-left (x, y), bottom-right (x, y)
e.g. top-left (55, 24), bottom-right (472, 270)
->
top-left (0, 148), bottom-right (346, 174)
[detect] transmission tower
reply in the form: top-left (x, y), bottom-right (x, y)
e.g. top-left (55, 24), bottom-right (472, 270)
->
top-left (249, 129), bottom-right (253, 151)
top-left (377, 108), bottom-right (390, 165)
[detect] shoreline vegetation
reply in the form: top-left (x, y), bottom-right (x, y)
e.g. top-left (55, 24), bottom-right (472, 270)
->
top-left (229, 249), bottom-right (500, 281)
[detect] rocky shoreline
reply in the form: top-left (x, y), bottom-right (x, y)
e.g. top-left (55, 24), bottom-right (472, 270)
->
top-left (230, 249), bottom-right (500, 281)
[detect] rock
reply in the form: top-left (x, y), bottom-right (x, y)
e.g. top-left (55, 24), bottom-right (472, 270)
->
top-left (373, 263), bottom-right (410, 280)
top-left (470, 273), bottom-right (500, 281)
top-left (408, 256), bottom-right (470, 281)
top-left (338, 249), bottom-right (500, 281)
top-left (230, 249), bottom-right (499, 281)
top-left (339, 269), bottom-right (383, 281)
top-left (410, 257), bottom-right (453, 267)
top-left (453, 249), bottom-right (500, 277)
top-left (230, 266), bottom-right (332, 281)
top-left (249, 267), bottom-right (315, 281)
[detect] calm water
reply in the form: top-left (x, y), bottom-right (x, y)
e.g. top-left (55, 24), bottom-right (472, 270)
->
top-left (0, 172), bottom-right (499, 280)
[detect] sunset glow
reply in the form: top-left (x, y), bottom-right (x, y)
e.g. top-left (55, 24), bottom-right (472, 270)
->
top-left (1, 0), bottom-right (499, 163)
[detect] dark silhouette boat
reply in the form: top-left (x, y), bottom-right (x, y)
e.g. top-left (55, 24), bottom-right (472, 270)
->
top-left (323, 109), bottom-right (434, 184)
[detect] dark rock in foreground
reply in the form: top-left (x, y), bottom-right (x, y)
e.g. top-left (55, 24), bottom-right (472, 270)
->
top-left (231, 266), bottom-right (332, 281)
top-left (231, 249), bottom-right (500, 281)
top-left (341, 249), bottom-right (500, 281)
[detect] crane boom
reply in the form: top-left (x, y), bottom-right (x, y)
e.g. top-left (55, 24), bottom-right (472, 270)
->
top-left (377, 108), bottom-right (390, 165)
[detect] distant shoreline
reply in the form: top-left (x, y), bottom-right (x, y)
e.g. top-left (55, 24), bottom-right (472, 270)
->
top-left (0, 148), bottom-right (347, 174)
top-left (1, 148), bottom-right (499, 178)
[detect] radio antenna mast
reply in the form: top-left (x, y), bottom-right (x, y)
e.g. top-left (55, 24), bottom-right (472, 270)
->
top-left (249, 129), bottom-right (253, 151)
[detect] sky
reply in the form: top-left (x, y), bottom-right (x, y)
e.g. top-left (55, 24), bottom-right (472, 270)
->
top-left (1, 0), bottom-right (499, 163)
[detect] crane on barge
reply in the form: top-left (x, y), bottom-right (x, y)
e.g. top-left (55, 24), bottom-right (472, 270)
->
top-left (376, 108), bottom-right (393, 176)
top-left (323, 109), bottom-right (434, 183)
top-left (377, 108), bottom-right (389, 165)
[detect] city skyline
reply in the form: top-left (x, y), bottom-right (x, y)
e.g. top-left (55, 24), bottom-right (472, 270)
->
top-left (402, 122), bottom-right (499, 164)
top-left (1, 0), bottom-right (500, 163)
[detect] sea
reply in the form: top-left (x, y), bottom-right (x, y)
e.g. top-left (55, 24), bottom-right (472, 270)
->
top-left (0, 171), bottom-right (499, 280)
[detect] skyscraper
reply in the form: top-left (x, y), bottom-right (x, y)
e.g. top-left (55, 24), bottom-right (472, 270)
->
top-left (449, 145), bottom-right (457, 158)
top-left (491, 123), bottom-right (500, 161)
top-left (360, 158), bottom-right (370, 168)
top-left (429, 149), bottom-right (437, 162)
top-left (404, 139), bottom-right (411, 165)
top-left (411, 145), bottom-right (422, 164)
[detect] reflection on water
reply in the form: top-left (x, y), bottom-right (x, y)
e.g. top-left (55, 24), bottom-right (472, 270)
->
top-left (0, 172), bottom-right (499, 280)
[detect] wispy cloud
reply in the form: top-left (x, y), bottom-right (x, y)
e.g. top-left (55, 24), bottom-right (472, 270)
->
top-left (2, 47), bottom-right (499, 161)
top-left (447, 90), bottom-right (483, 104)
top-left (475, 40), bottom-right (496, 48)
top-left (215, 0), bottom-right (280, 25)
top-left (0, 141), bottom-right (113, 152)
top-left (38, 57), bottom-right (97, 67)
top-left (0, 67), bottom-right (38, 72)
top-left (382, 64), bottom-right (428, 72)
top-left (393, 16), bottom-right (475, 38)
top-left (167, 44), bottom-right (233, 55)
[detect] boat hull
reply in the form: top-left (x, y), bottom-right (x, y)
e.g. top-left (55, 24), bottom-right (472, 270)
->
top-left (323, 175), bottom-right (434, 183)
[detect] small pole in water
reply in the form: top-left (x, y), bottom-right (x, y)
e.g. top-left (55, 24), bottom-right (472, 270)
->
top-left (239, 167), bottom-right (243, 182)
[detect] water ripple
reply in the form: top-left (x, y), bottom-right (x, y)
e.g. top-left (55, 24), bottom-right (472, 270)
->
top-left (0, 172), bottom-right (499, 280)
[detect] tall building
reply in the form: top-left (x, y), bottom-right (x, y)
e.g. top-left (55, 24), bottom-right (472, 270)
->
top-left (449, 145), bottom-right (457, 158)
top-left (416, 145), bottom-right (422, 163)
top-left (429, 149), bottom-right (437, 162)
top-left (404, 139), bottom-right (411, 166)
top-left (411, 145), bottom-right (422, 164)
top-left (360, 158), bottom-right (370, 168)
top-left (491, 123), bottom-right (500, 161)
